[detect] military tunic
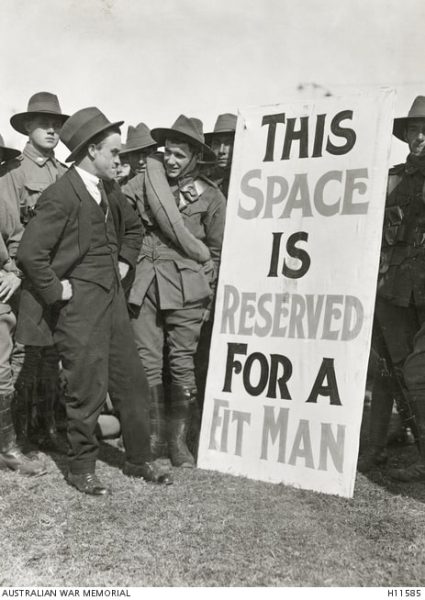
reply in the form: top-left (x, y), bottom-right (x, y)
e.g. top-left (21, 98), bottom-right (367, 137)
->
top-left (0, 141), bottom-right (67, 392)
top-left (376, 159), bottom-right (425, 367)
top-left (123, 172), bottom-right (226, 387)
top-left (379, 162), bottom-right (425, 307)
top-left (0, 193), bottom-right (23, 394)
top-left (211, 170), bottom-right (230, 200)
top-left (0, 141), bottom-right (67, 226)
top-left (200, 165), bottom-right (231, 201)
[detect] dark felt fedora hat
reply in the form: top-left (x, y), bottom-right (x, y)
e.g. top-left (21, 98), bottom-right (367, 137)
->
top-left (60, 107), bottom-right (124, 162)
top-left (151, 114), bottom-right (216, 161)
top-left (205, 113), bottom-right (237, 145)
top-left (393, 96), bottom-right (425, 141)
top-left (0, 134), bottom-right (21, 161)
top-left (120, 123), bottom-right (157, 156)
top-left (10, 92), bottom-right (69, 135)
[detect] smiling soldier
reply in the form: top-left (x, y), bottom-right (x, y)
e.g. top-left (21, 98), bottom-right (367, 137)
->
top-left (123, 115), bottom-right (226, 468)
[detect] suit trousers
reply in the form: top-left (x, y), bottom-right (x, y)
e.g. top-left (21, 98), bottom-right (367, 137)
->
top-left (53, 278), bottom-right (151, 474)
top-left (131, 279), bottom-right (205, 389)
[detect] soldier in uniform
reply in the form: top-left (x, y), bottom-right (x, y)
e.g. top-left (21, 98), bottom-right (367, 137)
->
top-left (386, 98), bottom-right (425, 481)
top-left (123, 115), bottom-right (226, 468)
top-left (117, 123), bottom-right (157, 185)
top-left (358, 97), bottom-right (425, 480)
top-left (204, 113), bottom-right (237, 199)
top-left (0, 92), bottom-right (69, 453)
top-left (0, 134), bottom-right (45, 476)
top-left (194, 114), bottom-right (236, 418)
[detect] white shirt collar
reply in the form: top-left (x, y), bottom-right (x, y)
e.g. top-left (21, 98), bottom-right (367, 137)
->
top-left (75, 165), bottom-right (100, 186)
top-left (75, 166), bottom-right (101, 204)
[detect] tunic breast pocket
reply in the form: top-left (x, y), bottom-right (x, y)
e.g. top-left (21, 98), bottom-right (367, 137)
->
top-left (22, 181), bottom-right (46, 223)
top-left (182, 202), bottom-right (208, 238)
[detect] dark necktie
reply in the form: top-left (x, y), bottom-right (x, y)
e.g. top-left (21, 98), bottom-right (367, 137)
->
top-left (97, 180), bottom-right (109, 218)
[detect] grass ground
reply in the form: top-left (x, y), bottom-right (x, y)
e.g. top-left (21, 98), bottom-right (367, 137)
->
top-left (0, 406), bottom-right (425, 587)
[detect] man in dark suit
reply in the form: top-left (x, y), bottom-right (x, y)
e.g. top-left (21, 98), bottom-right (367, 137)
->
top-left (16, 107), bottom-right (171, 494)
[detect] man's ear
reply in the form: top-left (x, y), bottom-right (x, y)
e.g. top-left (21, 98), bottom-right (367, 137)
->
top-left (87, 143), bottom-right (97, 160)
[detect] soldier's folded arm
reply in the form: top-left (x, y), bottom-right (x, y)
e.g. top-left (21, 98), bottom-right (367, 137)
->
top-left (204, 190), bottom-right (226, 281)
top-left (17, 191), bottom-right (69, 306)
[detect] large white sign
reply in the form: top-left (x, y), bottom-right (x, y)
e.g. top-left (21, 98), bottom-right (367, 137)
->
top-left (198, 89), bottom-right (395, 498)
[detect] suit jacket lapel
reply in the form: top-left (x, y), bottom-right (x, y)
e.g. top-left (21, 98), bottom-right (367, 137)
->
top-left (104, 181), bottom-right (122, 242)
top-left (66, 166), bottom-right (93, 255)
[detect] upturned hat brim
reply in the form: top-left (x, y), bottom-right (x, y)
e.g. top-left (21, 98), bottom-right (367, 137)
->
top-left (65, 120), bottom-right (124, 162)
top-left (151, 127), bottom-right (217, 162)
top-left (393, 117), bottom-right (425, 142)
top-left (10, 111), bottom-right (69, 135)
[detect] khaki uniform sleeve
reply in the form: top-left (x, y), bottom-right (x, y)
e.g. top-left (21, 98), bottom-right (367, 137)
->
top-left (204, 187), bottom-right (226, 278)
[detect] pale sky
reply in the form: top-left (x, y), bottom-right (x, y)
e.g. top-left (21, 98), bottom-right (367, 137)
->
top-left (0, 0), bottom-right (423, 162)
